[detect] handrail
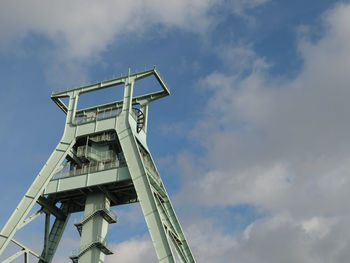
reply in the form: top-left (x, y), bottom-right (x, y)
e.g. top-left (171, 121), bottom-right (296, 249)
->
top-left (74, 106), bottom-right (122, 125)
top-left (52, 158), bottom-right (126, 180)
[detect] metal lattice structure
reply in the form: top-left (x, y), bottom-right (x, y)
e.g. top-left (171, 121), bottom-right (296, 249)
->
top-left (0, 67), bottom-right (196, 263)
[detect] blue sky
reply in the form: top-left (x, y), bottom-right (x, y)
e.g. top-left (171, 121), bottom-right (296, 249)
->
top-left (1, 1), bottom-right (350, 262)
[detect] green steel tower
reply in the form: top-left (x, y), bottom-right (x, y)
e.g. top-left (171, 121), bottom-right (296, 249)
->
top-left (0, 68), bottom-right (196, 263)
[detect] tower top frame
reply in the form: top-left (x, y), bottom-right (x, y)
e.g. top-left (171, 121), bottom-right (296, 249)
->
top-left (51, 66), bottom-right (170, 115)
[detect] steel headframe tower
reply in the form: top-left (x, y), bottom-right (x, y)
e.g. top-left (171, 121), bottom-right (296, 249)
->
top-left (0, 67), bottom-right (196, 263)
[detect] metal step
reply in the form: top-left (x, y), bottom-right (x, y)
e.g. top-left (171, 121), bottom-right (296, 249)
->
top-left (74, 208), bottom-right (117, 236)
top-left (69, 240), bottom-right (113, 262)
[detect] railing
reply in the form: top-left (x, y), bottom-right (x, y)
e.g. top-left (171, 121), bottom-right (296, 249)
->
top-left (77, 146), bottom-right (114, 162)
top-left (89, 132), bottom-right (117, 142)
top-left (74, 106), bottom-right (122, 125)
top-left (74, 106), bottom-right (144, 133)
top-left (52, 158), bottom-right (126, 180)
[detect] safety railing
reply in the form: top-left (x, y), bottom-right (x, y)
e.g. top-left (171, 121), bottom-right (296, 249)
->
top-left (89, 132), bottom-right (117, 142)
top-left (77, 145), bottom-right (115, 162)
top-left (74, 105), bottom-right (144, 133)
top-left (52, 158), bottom-right (126, 180)
top-left (74, 106), bottom-right (122, 125)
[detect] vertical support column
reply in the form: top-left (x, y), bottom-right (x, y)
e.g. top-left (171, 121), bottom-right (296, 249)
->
top-left (67, 91), bottom-right (79, 126)
top-left (78, 193), bottom-right (110, 263)
top-left (44, 213), bottom-right (50, 257)
top-left (122, 78), bottom-right (134, 114)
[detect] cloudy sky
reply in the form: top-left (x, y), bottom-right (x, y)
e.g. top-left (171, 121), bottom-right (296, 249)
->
top-left (1, 0), bottom-right (350, 262)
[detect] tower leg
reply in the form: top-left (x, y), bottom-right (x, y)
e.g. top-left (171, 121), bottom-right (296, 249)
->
top-left (140, 149), bottom-right (196, 263)
top-left (0, 139), bottom-right (75, 255)
top-left (116, 100), bottom-right (196, 263)
top-left (154, 190), bottom-right (196, 263)
top-left (117, 126), bottom-right (175, 263)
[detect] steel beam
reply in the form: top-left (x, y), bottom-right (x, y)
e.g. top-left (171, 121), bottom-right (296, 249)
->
top-left (17, 209), bottom-right (43, 230)
top-left (2, 250), bottom-right (25, 263)
top-left (11, 238), bottom-right (41, 259)
top-left (39, 209), bottom-right (71, 263)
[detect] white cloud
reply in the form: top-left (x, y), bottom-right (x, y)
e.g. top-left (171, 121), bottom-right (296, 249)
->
top-left (183, 1), bottom-right (350, 213)
top-left (231, 0), bottom-right (269, 15)
top-left (181, 212), bottom-right (348, 263)
top-left (0, 0), bottom-right (268, 87)
top-left (180, 218), bottom-right (239, 263)
top-left (175, 2), bottom-right (350, 262)
top-left (106, 237), bottom-right (157, 263)
top-left (301, 216), bottom-right (335, 239)
top-left (0, 0), bottom-right (267, 60)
